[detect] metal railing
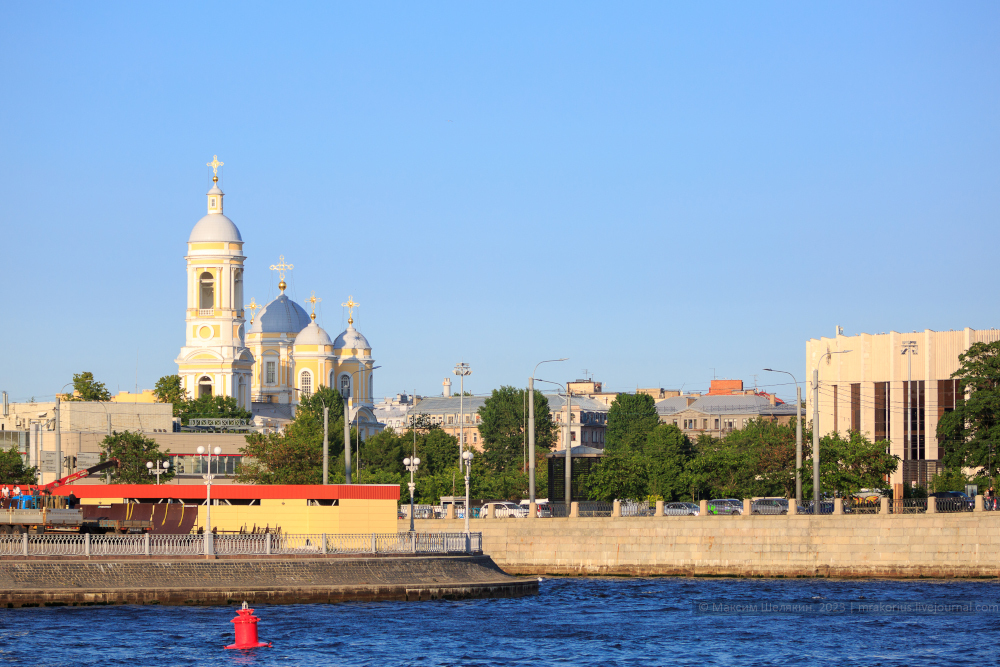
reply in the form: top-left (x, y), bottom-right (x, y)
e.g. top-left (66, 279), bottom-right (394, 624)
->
top-left (844, 499), bottom-right (881, 515)
top-left (932, 497), bottom-right (975, 513)
top-left (889, 498), bottom-right (927, 514)
top-left (0, 532), bottom-right (482, 558)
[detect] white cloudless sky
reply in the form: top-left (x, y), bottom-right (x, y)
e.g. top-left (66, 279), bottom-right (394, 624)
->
top-left (1, 2), bottom-right (998, 402)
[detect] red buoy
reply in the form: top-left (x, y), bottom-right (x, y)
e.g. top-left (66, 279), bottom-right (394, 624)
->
top-left (224, 601), bottom-right (272, 650)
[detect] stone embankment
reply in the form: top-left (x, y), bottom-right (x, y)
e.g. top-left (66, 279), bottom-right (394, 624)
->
top-left (403, 513), bottom-right (1000, 578)
top-left (0, 555), bottom-right (536, 607)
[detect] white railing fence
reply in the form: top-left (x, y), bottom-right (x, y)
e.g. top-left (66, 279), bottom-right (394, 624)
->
top-left (0, 532), bottom-right (482, 558)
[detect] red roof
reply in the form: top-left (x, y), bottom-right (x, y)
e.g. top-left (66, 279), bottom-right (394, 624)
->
top-left (51, 484), bottom-right (399, 501)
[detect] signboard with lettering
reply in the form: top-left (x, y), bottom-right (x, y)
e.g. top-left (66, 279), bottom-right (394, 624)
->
top-left (76, 453), bottom-right (101, 470)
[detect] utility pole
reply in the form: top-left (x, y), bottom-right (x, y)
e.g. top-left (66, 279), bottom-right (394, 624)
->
top-left (453, 363), bottom-right (472, 474)
top-left (54, 395), bottom-right (61, 484)
top-left (344, 395), bottom-right (352, 484)
top-left (323, 406), bottom-right (329, 485)
top-left (528, 358), bottom-right (567, 505)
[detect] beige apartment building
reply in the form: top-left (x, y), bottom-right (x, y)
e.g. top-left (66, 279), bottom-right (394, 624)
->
top-left (805, 327), bottom-right (1000, 487)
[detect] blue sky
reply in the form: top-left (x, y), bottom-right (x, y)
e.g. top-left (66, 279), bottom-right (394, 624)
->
top-left (1, 2), bottom-right (998, 403)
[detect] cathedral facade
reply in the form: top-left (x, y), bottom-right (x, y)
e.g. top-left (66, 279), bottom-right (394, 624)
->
top-left (176, 158), bottom-right (379, 432)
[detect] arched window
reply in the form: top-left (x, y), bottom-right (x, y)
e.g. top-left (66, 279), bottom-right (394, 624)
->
top-left (340, 374), bottom-right (351, 398)
top-left (300, 370), bottom-right (312, 398)
top-left (233, 269), bottom-right (243, 311)
top-left (330, 371), bottom-right (336, 389)
top-left (199, 271), bottom-right (215, 310)
top-left (198, 376), bottom-right (213, 398)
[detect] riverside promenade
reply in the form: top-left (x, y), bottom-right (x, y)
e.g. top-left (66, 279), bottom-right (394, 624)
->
top-left (0, 532), bottom-right (538, 606)
top-left (403, 500), bottom-right (1000, 578)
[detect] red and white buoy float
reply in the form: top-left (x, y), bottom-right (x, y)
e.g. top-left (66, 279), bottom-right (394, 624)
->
top-left (224, 601), bottom-right (273, 650)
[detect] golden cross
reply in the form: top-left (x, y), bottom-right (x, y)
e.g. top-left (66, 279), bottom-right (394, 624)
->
top-left (245, 297), bottom-right (260, 324)
top-left (269, 255), bottom-right (294, 281)
top-left (342, 295), bottom-right (359, 325)
top-left (207, 155), bottom-right (224, 176)
top-left (306, 291), bottom-right (322, 321)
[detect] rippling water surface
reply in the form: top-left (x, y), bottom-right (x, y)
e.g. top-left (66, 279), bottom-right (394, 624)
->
top-left (2, 578), bottom-right (999, 666)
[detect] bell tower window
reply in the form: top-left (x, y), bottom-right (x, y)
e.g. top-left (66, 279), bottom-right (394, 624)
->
top-left (198, 376), bottom-right (213, 398)
top-left (199, 272), bottom-right (215, 310)
top-left (340, 375), bottom-right (351, 398)
top-left (300, 370), bottom-right (312, 398)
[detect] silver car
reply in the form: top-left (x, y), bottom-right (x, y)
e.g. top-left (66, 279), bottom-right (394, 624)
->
top-left (709, 499), bottom-right (743, 516)
top-left (664, 502), bottom-right (700, 516)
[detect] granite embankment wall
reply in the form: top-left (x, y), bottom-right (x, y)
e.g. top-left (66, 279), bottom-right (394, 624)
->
top-left (402, 514), bottom-right (1000, 578)
top-left (0, 555), bottom-right (537, 607)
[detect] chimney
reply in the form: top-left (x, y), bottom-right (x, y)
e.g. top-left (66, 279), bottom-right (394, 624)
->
top-left (443, 378), bottom-right (452, 397)
top-left (768, 393), bottom-right (776, 406)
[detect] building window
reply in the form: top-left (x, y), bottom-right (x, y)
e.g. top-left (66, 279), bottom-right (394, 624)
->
top-left (714, 418), bottom-right (720, 429)
top-left (571, 431), bottom-right (577, 441)
top-left (875, 382), bottom-right (890, 442)
top-left (340, 375), bottom-right (351, 398)
top-left (447, 415), bottom-right (454, 424)
top-left (210, 197), bottom-right (217, 208)
top-left (233, 269), bottom-right (243, 311)
top-left (199, 271), bottom-right (215, 310)
top-left (907, 380), bottom-right (926, 460)
top-left (851, 383), bottom-right (861, 432)
top-left (301, 370), bottom-right (312, 397)
top-left (266, 362), bottom-right (276, 384)
top-left (198, 376), bottom-right (212, 398)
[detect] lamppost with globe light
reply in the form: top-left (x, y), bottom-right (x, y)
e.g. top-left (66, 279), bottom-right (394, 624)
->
top-left (196, 445), bottom-right (222, 551)
top-left (403, 456), bottom-right (420, 532)
top-left (146, 459), bottom-right (171, 485)
top-left (462, 449), bottom-right (474, 544)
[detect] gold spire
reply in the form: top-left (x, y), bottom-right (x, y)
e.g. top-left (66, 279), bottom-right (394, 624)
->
top-left (341, 295), bottom-right (359, 326)
top-left (206, 155), bottom-right (224, 183)
top-left (245, 297), bottom-right (260, 324)
top-left (270, 255), bottom-right (293, 293)
top-left (306, 291), bottom-right (322, 321)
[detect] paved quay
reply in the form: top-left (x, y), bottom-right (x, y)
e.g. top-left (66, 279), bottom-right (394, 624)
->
top-left (404, 513), bottom-right (1000, 578)
top-left (0, 555), bottom-right (537, 607)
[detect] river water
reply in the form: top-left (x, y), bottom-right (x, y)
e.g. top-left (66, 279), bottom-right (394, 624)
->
top-left (1, 577), bottom-right (998, 666)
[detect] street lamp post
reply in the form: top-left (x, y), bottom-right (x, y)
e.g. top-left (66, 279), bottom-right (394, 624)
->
top-left (535, 379), bottom-right (571, 513)
top-left (346, 364), bottom-right (381, 482)
top-left (812, 350), bottom-right (851, 514)
top-left (528, 359), bottom-right (567, 506)
top-left (145, 459), bottom-right (171, 484)
top-left (197, 445), bottom-right (222, 553)
top-left (403, 456), bottom-right (420, 532)
top-left (462, 450), bottom-right (474, 545)
top-left (453, 363), bottom-right (472, 474)
top-left (764, 368), bottom-right (802, 505)
top-left (53, 383), bottom-right (73, 483)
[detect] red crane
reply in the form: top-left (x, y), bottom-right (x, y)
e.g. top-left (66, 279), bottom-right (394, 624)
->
top-left (37, 458), bottom-right (120, 494)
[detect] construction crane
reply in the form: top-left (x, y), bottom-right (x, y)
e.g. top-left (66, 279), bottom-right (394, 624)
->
top-left (37, 458), bottom-right (120, 495)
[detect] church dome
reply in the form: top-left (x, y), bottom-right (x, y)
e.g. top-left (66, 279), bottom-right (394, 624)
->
top-left (189, 213), bottom-right (243, 243)
top-left (334, 324), bottom-right (370, 350)
top-left (294, 320), bottom-right (334, 346)
top-left (248, 293), bottom-right (311, 335)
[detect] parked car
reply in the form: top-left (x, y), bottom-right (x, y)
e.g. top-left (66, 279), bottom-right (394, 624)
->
top-left (751, 498), bottom-right (793, 515)
top-left (708, 499), bottom-right (743, 516)
top-left (481, 501), bottom-right (528, 518)
top-left (518, 499), bottom-right (552, 517)
top-left (664, 502), bottom-right (700, 516)
top-left (929, 491), bottom-right (975, 511)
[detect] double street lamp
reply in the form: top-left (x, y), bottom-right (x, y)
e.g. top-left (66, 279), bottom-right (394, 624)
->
top-left (403, 456), bottom-right (420, 532)
top-left (197, 445), bottom-right (222, 550)
top-left (146, 459), bottom-right (171, 484)
top-left (453, 363), bottom-right (472, 473)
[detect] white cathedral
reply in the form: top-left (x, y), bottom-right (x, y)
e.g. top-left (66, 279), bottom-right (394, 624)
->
top-left (174, 157), bottom-right (381, 433)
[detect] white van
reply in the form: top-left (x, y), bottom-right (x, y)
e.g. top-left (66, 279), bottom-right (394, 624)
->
top-left (518, 499), bottom-right (552, 518)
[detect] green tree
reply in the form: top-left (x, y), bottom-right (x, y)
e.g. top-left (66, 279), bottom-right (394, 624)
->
top-left (67, 372), bottom-right (111, 402)
top-left (100, 431), bottom-right (174, 484)
top-left (938, 341), bottom-right (1000, 479)
top-left (606, 393), bottom-right (660, 452)
top-left (416, 428), bottom-right (460, 476)
top-left (176, 394), bottom-right (252, 426)
top-left (722, 419), bottom-right (799, 498)
top-left (643, 424), bottom-right (693, 501)
top-left (0, 445), bottom-right (37, 485)
top-left (587, 448), bottom-right (649, 501)
top-left (477, 387), bottom-right (556, 474)
top-left (685, 433), bottom-right (761, 500)
top-left (802, 431), bottom-right (898, 497)
top-left (929, 468), bottom-right (969, 493)
top-left (153, 375), bottom-right (188, 416)
top-left (236, 387), bottom-right (346, 485)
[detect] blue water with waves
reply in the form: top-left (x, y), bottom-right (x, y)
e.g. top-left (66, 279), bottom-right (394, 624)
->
top-left (1, 578), bottom-right (999, 666)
